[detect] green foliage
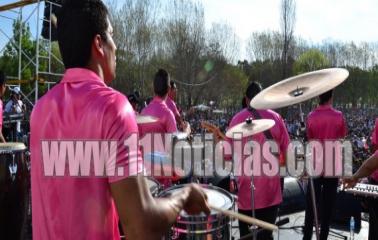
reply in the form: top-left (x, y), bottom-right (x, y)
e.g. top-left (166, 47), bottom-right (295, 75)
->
top-left (293, 49), bottom-right (330, 74)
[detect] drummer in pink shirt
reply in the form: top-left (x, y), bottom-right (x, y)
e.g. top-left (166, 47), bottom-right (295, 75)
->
top-left (30, 1), bottom-right (209, 240)
top-left (303, 89), bottom-right (347, 240)
top-left (226, 82), bottom-right (290, 240)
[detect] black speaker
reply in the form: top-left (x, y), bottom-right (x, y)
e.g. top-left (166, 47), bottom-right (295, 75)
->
top-left (280, 177), bottom-right (306, 215)
top-left (41, 0), bottom-right (63, 41)
top-left (331, 191), bottom-right (362, 232)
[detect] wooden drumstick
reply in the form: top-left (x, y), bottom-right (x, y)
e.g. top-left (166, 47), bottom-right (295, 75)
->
top-left (209, 204), bottom-right (278, 231)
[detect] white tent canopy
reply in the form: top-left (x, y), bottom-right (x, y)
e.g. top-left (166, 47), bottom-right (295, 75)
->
top-left (193, 104), bottom-right (211, 111)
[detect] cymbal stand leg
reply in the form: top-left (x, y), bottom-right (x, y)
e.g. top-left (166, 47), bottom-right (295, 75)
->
top-left (249, 174), bottom-right (258, 240)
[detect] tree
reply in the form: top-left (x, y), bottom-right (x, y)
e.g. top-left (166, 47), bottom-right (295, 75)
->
top-left (280, 0), bottom-right (296, 78)
top-left (293, 49), bottom-right (330, 74)
top-left (0, 20), bottom-right (36, 81)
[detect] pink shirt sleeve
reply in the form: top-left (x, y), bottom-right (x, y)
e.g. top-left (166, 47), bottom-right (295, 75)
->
top-left (165, 110), bottom-right (178, 133)
top-left (105, 97), bottom-right (143, 183)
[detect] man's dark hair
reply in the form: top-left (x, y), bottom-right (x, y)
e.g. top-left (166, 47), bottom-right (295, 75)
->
top-left (57, 0), bottom-right (109, 68)
top-left (246, 81), bottom-right (262, 100)
top-left (319, 89), bottom-right (333, 105)
top-left (170, 81), bottom-right (176, 89)
top-left (0, 70), bottom-right (6, 85)
top-left (154, 69), bottom-right (170, 97)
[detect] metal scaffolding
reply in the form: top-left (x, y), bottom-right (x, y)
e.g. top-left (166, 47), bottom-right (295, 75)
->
top-left (0, 0), bottom-right (63, 105)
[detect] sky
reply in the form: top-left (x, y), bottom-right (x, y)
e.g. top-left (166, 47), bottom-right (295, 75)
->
top-left (1, 0), bottom-right (378, 60)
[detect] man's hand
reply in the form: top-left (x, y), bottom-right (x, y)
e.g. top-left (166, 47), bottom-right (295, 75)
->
top-left (181, 121), bottom-right (191, 135)
top-left (342, 176), bottom-right (359, 189)
top-left (183, 184), bottom-right (210, 215)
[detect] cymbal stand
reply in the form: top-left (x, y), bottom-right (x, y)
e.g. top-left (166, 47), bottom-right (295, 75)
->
top-left (298, 103), bottom-right (320, 240)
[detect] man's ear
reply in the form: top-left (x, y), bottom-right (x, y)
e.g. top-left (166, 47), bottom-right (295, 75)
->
top-left (92, 34), bottom-right (105, 58)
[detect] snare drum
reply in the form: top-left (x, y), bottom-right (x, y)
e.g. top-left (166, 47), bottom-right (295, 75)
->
top-left (159, 184), bottom-right (234, 240)
top-left (0, 143), bottom-right (28, 240)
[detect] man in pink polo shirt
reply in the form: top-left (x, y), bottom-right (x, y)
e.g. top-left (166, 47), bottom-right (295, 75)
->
top-left (30, 1), bottom-right (209, 240)
top-left (362, 118), bottom-right (378, 240)
top-left (0, 71), bottom-right (6, 143)
top-left (140, 69), bottom-right (190, 186)
top-left (166, 81), bottom-right (182, 124)
top-left (303, 89), bottom-right (347, 240)
top-left (140, 69), bottom-right (179, 136)
top-left (227, 82), bottom-right (290, 240)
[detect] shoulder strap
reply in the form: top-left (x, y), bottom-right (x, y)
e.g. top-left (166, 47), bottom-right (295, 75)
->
top-left (248, 107), bottom-right (274, 140)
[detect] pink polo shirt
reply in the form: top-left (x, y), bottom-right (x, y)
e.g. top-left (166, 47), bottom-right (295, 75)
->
top-left (31, 68), bottom-right (142, 240)
top-left (227, 108), bottom-right (289, 210)
top-left (139, 96), bottom-right (177, 136)
top-left (306, 104), bottom-right (347, 176)
top-left (165, 96), bottom-right (181, 121)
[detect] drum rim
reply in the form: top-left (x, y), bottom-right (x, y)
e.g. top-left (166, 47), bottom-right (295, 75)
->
top-left (158, 184), bottom-right (234, 217)
top-left (0, 142), bottom-right (26, 152)
top-left (145, 177), bottom-right (160, 195)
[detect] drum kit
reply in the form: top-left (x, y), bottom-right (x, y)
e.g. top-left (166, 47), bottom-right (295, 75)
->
top-left (0, 68), bottom-right (349, 240)
top-left (135, 68), bottom-right (349, 240)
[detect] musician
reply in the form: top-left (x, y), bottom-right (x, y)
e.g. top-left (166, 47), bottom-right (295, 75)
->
top-left (0, 70), bottom-right (6, 142)
top-left (140, 69), bottom-right (190, 136)
top-left (166, 81), bottom-right (183, 126)
top-left (139, 69), bottom-right (191, 187)
top-left (357, 118), bottom-right (378, 240)
top-left (226, 82), bottom-right (290, 240)
top-left (30, 1), bottom-right (209, 240)
top-left (4, 86), bottom-right (24, 141)
top-left (303, 89), bottom-right (347, 240)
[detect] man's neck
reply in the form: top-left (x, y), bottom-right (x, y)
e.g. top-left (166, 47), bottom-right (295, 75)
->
top-left (86, 63), bottom-right (105, 82)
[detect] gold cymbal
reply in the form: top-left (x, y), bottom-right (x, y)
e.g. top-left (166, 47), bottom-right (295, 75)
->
top-left (250, 68), bottom-right (349, 109)
top-left (225, 118), bottom-right (275, 138)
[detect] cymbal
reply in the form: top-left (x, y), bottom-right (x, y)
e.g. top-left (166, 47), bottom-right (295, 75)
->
top-left (136, 115), bottom-right (158, 124)
top-left (225, 118), bottom-right (275, 138)
top-left (250, 68), bottom-right (349, 109)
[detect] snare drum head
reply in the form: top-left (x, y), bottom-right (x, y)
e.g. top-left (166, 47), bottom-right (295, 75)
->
top-left (160, 185), bottom-right (233, 216)
top-left (0, 142), bottom-right (26, 152)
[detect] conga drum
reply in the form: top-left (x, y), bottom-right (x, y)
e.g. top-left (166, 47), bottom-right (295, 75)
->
top-left (0, 143), bottom-right (29, 240)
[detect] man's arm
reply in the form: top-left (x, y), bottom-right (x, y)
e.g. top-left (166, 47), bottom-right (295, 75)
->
top-left (343, 152), bottom-right (378, 188)
top-left (0, 131), bottom-right (5, 142)
top-left (110, 176), bottom-right (210, 239)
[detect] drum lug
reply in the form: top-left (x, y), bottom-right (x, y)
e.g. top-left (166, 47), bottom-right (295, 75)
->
top-left (9, 163), bottom-right (18, 181)
top-left (26, 151), bottom-right (31, 171)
